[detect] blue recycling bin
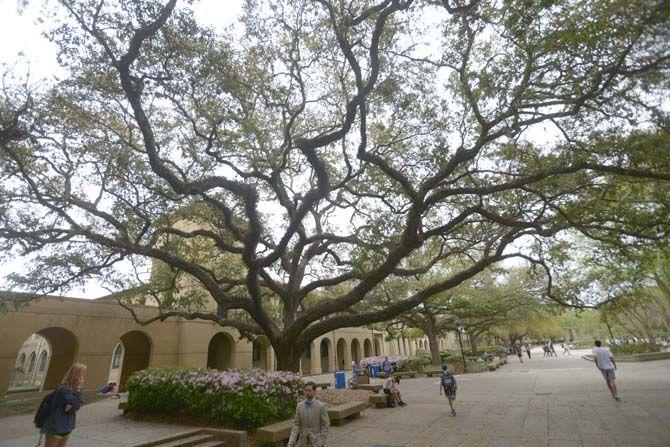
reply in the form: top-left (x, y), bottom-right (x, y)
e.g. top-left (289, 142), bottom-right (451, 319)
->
top-left (371, 364), bottom-right (380, 377)
top-left (334, 371), bottom-right (346, 389)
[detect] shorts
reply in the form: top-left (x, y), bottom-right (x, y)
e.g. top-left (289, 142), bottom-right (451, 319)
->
top-left (443, 387), bottom-right (456, 399)
top-left (600, 368), bottom-right (616, 381)
top-left (46, 432), bottom-right (71, 440)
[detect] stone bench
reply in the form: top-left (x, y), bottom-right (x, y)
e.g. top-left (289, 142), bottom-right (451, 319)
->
top-left (256, 419), bottom-right (292, 447)
top-left (487, 361), bottom-right (500, 371)
top-left (392, 371), bottom-right (417, 379)
top-left (328, 401), bottom-right (368, 426)
top-left (314, 382), bottom-right (330, 389)
top-left (354, 384), bottom-right (382, 393)
top-left (424, 369), bottom-right (442, 377)
top-left (369, 394), bottom-right (388, 408)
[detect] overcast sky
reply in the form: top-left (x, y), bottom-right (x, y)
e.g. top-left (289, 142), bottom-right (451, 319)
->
top-left (0, 0), bottom-right (243, 298)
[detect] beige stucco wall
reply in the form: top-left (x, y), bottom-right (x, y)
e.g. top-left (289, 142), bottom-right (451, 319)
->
top-left (0, 295), bottom-right (454, 398)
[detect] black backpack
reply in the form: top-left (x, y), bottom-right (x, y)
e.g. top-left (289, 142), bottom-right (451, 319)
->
top-left (34, 390), bottom-right (56, 429)
top-left (441, 372), bottom-right (455, 390)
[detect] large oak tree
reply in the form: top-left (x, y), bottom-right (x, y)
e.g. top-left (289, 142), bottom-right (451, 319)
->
top-left (1, 0), bottom-right (669, 370)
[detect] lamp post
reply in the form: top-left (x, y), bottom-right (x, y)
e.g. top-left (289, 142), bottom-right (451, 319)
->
top-left (454, 317), bottom-right (468, 373)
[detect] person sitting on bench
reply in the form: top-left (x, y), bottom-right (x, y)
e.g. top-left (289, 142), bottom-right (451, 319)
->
top-left (383, 376), bottom-right (406, 407)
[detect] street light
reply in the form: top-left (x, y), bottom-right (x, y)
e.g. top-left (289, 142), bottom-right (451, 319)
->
top-left (454, 317), bottom-right (468, 373)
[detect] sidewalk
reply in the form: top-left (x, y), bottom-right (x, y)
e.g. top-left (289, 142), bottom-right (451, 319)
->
top-left (2, 349), bottom-right (669, 446)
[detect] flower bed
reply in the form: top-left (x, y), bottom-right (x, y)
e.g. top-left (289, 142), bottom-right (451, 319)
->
top-left (126, 367), bottom-right (303, 429)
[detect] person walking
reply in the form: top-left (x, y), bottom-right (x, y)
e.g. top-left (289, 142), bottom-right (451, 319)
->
top-left (561, 343), bottom-right (571, 355)
top-left (288, 382), bottom-right (330, 447)
top-left (439, 364), bottom-right (458, 416)
top-left (525, 344), bottom-right (532, 359)
top-left (382, 356), bottom-right (392, 378)
top-left (516, 344), bottom-right (524, 363)
top-left (592, 340), bottom-right (620, 401)
top-left (40, 363), bottom-right (86, 447)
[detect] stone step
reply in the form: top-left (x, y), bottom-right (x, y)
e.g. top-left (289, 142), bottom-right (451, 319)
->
top-left (157, 433), bottom-right (217, 447)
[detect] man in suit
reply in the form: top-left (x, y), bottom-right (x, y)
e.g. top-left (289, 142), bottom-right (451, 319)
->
top-left (288, 381), bottom-right (330, 447)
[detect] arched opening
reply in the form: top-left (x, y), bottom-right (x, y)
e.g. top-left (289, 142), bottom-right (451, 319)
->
top-left (336, 338), bottom-right (347, 370)
top-left (363, 339), bottom-right (372, 358)
top-left (320, 339), bottom-right (332, 373)
top-left (351, 339), bottom-right (361, 364)
top-left (300, 342), bottom-right (313, 374)
top-left (374, 339), bottom-right (381, 356)
top-left (118, 331), bottom-right (152, 390)
top-left (252, 336), bottom-right (271, 370)
top-left (35, 328), bottom-right (76, 391)
top-left (207, 332), bottom-right (234, 371)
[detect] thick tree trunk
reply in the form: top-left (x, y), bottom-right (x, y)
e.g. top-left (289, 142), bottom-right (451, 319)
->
top-left (274, 342), bottom-right (302, 372)
top-left (469, 332), bottom-right (478, 355)
top-left (425, 327), bottom-right (442, 365)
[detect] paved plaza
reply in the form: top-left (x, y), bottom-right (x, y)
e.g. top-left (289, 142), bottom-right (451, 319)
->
top-left (1, 349), bottom-right (669, 447)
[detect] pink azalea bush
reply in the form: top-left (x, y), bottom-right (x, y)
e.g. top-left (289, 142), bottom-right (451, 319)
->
top-left (359, 355), bottom-right (414, 368)
top-left (126, 367), bottom-right (303, 428)
top-left (359, 355), bottom-right (428, 372)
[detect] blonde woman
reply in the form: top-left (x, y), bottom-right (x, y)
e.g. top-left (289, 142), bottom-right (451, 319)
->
top-left (41, 363), bottom-right (86, 447)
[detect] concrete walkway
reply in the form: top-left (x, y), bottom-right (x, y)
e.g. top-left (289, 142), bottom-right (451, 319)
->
top-left (1, 349), bottom-right (669, 446)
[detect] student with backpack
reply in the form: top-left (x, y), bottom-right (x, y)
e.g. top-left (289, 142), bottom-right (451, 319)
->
top-left (439, 364), bottom-right (457, 416)
top-left (35, 363), bottom-right (86, 447)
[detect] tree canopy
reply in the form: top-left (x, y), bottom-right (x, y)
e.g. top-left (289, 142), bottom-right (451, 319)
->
top-left (1, 0), bottom-right (669, 370)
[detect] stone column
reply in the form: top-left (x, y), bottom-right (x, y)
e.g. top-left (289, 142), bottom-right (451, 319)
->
top-left (310, 342), bottom-right (321, 375)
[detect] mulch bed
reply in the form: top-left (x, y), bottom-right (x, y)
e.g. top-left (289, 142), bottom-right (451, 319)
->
top-left (314, 388), bottom-right (373, 406)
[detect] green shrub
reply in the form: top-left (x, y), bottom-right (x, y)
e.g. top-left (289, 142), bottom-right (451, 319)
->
top-left (126, 367), bottom-right (303, 429)
top-left (469, 346), bottom-right (503, 356)
top-left (397, 357), bottom-right (429, 372)
top-left (440, 351), bottom-right (456, 361)
top-left (441, 360), bottom-right (489, 374)
top-left (610, 343), bottom-right (661, 355)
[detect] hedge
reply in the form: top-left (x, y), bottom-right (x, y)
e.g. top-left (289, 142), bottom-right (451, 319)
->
top-left (610, 343), bottom-right (661, 355)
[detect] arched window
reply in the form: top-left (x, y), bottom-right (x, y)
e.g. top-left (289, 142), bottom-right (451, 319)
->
top-left (38, 351), bottom-right (48, 372)
top-left (17, 353), bottom-right (26, 370)
top-left (28, 352), bottom-right (37, 373)
top-left (112, 344), bottom-right (123, 369)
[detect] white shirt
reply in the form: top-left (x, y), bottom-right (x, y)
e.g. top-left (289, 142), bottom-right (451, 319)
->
top-left (592, 347), bottom-right (614, 370)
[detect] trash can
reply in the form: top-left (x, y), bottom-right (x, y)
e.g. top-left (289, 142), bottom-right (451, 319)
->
top-left (371, 364), bottom-right (380, 377)
top-left (357, 369), bottom-right (369, 384)
top-left (334, 371), bottom-right (346, 389)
